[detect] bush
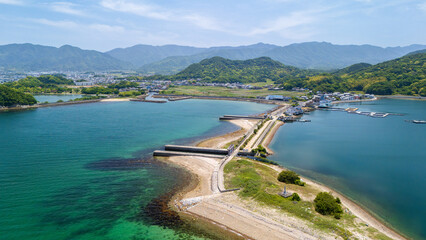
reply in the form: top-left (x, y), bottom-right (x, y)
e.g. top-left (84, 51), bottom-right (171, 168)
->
top-left (294, 179), bottom-right (305, 186)
top-left (255, 157), bottom-right (279, 165)
top-left (334, 212), bottom-right (341, 219)
top-left (291, 193), bottom-right (301, 201)
top-left (277, 170), bottom-right (304, 186)
top-left (118, 90), bottom-right (143, 97)
top-left (314, 192), bottom-right (342, 217)
top-left (252, 145), bottom-right (267, 155)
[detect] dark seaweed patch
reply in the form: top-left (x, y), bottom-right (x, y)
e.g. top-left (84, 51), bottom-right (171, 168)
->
top-left (84, 157), bottom-right (154, 171)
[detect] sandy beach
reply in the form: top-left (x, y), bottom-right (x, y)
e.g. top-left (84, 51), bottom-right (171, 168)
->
top-left (159, 116), bottom-right (407, 240)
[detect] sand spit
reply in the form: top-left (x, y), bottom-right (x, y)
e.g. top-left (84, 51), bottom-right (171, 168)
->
top-left (158, 116), bottom-right (407, 240)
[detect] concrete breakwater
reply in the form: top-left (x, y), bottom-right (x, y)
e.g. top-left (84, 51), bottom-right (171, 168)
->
top-left (0, 99), bottom-right (102, 112)
top-left (152, 94), bottom-right (282, 105)
top-left (219, 115), bottom-right (265, 120)
top-left (130, 99), bottom-right (167, 103)
top-left (153, 145), bottom-right (254, 158)
top-left (165, 145), bottom-right (229, 155)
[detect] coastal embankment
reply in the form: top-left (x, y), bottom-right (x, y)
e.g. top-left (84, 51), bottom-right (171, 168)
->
top-left (377, 95), bottom-right (426, 100)
top-left (152, 94), bottom-right (283, 105)
top-left (156, 104), bottom-right (407, 240)
top-left (0, 99), bottom-right (102, 112)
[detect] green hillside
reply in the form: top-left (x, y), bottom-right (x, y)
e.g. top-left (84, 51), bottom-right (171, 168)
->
top-left (0, 44), bottom-right (130, 71)
top-left (165, 53), bottom-right (425, 96)
top-left (0, 85), bottom-right (37, 107)
top-left (340, 52), bottom-right (426, 95)
top-left (4, 75), bottom-right (75, 94)
top-left (333, 63), bottom-right (372, 75)
top-left (278, 52), bottom-right (425, 95)
top-left (173, 56), bottom-right (309, 83)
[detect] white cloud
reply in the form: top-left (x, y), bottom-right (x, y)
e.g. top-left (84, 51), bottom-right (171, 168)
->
top-left (32, 18), bottom-right (79, 28)
top-left (89, 23), bottom-right (124, 32)
top-left (248, 11), bottom-right (315, 35)
top-left (181, 14), bottom-right (223, 31)
top-left (31, 18), bottom-right (125, 34)
top-left (0, 0), bottom-right (24, 5)
top-left (418, 2), bottom-right (426, 13)
top-left (100, 0), bottom-right (170, 20)
top-left (100, 0), bottom-right (224, 31)
top-left (50, 2), bottom-right (85, 16)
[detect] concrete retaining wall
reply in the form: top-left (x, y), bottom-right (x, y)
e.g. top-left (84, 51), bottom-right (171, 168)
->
top-left (153, 150), bottom-right (223, 158)
top-left (164, 145), bottom-right (229, 155)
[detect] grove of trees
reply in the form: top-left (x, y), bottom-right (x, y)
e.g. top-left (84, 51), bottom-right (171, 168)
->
top-left (0, 85), bottom-right (37, 107)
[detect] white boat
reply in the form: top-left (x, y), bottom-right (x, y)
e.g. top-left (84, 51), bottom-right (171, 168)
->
top-left (413, 120), bottom-right (426, 124)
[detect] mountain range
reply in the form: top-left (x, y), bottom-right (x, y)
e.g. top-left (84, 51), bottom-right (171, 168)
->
top-left (0, 42), bottom-right (424, 73)
top-left (0, 44), bottom-right (128, 72)
top-left (168, 52), bottom-right (425, 96)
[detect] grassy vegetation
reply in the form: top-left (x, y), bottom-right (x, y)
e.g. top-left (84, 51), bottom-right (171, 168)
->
top-left (366, 227), bottom-right (394, 240)
top-left (223, 137), bottom-right (243, 149)
top-left (250, 79), bottom-right (275, 87)
top-left (118, 90), bottom-right (144, 97)
top-left (71, 95), bottom-right (106, 101)
top-left (224, 158), bottom-right (379, 239)
top-left (160, 85), bottom-right (304, 98)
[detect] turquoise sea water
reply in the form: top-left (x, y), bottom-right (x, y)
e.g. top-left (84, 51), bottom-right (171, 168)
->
top-left (0, 100), bottom-right (272, 240)
top-left (34, 94), bottom-right (83, 103)
top-left (269, 99), bottom-right (426, 239)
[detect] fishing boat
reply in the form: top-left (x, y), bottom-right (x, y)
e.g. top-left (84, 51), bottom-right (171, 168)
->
top-left (405, 120), bottom-right (426, 124)
top-left (413, 120), bottom-right (426, 124)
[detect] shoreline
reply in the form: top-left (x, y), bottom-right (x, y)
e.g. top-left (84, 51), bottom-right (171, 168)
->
top-left (159, 110), bottom-right (408, 239)
top-left (262, 127), bottom-right (407, 239)
top-left (3, 93), bottom-right (424, 113)
top-left (258, 103), bottom-right (408, 239)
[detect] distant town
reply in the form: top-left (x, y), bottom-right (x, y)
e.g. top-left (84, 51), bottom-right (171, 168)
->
top-left (0, 70), bottom-right (376, 103)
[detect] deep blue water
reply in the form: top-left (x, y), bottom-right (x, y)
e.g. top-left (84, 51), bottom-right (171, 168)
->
top-left (0, 99), bottom-right (272, 240)
top-left (269, 99), bottom-right (426, 239)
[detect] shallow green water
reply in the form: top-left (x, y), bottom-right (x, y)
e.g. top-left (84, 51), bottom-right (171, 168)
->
top-left (34, 94), bottom-right (83, 103)
top-left (269, 99), bottom-right (426, 239)
top-left (0, 100), bottom-right (272, 240)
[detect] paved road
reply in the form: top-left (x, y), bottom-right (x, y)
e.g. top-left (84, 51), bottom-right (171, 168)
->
top-left (215, 105), bottom-right (288, 192)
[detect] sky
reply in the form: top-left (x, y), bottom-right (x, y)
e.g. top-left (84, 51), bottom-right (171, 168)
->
top-left (0, 0), bottom-right (425, 51)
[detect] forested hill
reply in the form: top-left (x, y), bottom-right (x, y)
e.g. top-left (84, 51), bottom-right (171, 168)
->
top-left (333, 63), bottom-right (372, 75)
top-left (4, 75), bottom-right (75, 94)
top-left (339, 52), bottom-right (426, 95)
top-left (0, 85), bottom-right (37, 107)
top-left (277, 52), bottom-right (425, 96)
top-left (169, 53), bottom-right (425, 96)
top-left (173, 57), bottom-right (309, 83)
top-left (134, 42), bottom-right (426, 74)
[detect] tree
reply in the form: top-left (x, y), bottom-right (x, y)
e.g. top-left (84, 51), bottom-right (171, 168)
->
top-left (291, 193), bottom-right (301, 201)
top-left (314, 192), bottom-right (343, 219)
top-left (336, 197), bottom-right (341, 204)
top-left (419, 87), bottom-right (426, 97)
top-left (277, 170), bottom-right (303, 185)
